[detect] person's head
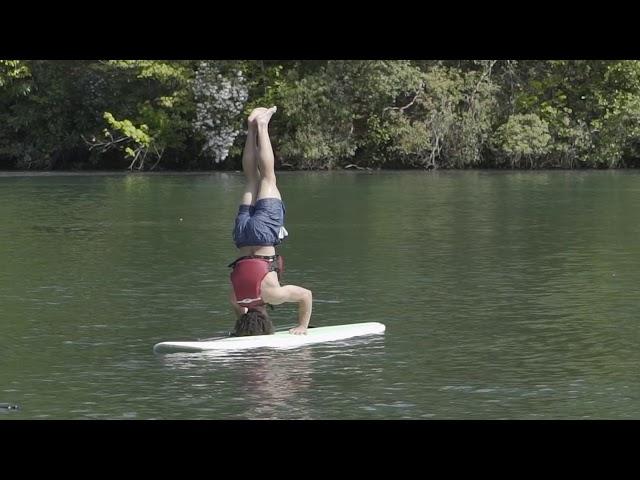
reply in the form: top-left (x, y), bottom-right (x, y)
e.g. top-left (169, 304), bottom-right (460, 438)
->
top-left (234, 306), bottom-right (274, 336)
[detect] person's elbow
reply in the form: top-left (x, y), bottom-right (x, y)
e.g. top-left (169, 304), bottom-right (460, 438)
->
top-left (302, 288), bottom-right (312, 303)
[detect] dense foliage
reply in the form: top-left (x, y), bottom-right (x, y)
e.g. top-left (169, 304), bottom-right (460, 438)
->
top-left (2, 60), bottom-right (640, 170)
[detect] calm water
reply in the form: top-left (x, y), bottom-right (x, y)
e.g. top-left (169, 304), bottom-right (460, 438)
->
top-left (1, 170), bottom-right (639, 419)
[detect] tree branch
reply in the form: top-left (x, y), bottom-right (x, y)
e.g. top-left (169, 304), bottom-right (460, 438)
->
top-left (82, 134), bottom-right (129, 152)
top-left (383, 88), bottom-right (423, 115)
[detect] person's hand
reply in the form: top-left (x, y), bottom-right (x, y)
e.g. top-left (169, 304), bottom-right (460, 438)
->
top-left (289, 326), bottom-right (308, 335)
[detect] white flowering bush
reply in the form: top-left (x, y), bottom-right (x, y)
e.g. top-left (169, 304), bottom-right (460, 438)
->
top-left (193, 62), bottom-right (248, 164)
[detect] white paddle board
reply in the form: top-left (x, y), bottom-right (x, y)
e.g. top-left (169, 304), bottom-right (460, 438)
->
top-left (153, 322), bottom-right (386, 353)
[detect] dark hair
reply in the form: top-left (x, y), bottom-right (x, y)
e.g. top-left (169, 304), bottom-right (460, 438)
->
top-left (233, 307), bottom-right (274, 336)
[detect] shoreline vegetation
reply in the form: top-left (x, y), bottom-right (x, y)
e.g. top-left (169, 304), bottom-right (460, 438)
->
top-left (3, 60), bottom-right (640, 172)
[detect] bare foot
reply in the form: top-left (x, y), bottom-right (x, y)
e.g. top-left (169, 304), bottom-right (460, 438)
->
top-left (255, 106), bottom-right (277, 127)
top-left (248, 107), bottom-right (269, 125)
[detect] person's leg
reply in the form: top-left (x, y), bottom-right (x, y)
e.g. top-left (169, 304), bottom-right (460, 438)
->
top-left (239, 109), bottom-right (265, 206)
top-left (255, 106), bottom-right (282, 201)
top-left (235, 106), bottom-right (287, 249)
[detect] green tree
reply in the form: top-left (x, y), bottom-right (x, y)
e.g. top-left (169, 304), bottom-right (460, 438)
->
top-left (494, 113), bottom-right (552, 168)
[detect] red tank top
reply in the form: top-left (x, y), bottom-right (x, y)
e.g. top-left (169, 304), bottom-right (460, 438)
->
top-left (230, 259), bottom-right (271, 308)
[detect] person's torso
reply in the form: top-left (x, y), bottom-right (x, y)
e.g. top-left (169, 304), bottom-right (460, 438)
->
top-left (238, 245), bottom-right (276, 256)
top-left (230, 258), bottom-right (273, 308)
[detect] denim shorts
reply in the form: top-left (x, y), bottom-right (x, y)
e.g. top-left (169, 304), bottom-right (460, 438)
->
top-left (233, 198), bottom-right (288, 248)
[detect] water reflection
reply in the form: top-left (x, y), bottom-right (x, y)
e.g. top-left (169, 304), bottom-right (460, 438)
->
top-left (242, 348), bottom-right (315, 419)
top-left (157, 346), bottom-right (315, 419)
top-left (156, 335), bottom-right (386, 419)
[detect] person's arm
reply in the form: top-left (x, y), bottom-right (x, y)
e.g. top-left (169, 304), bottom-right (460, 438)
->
top-left (261, 285), bottom-right (313, 335)
top-left (229, 288), bottom-right (247, 319)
